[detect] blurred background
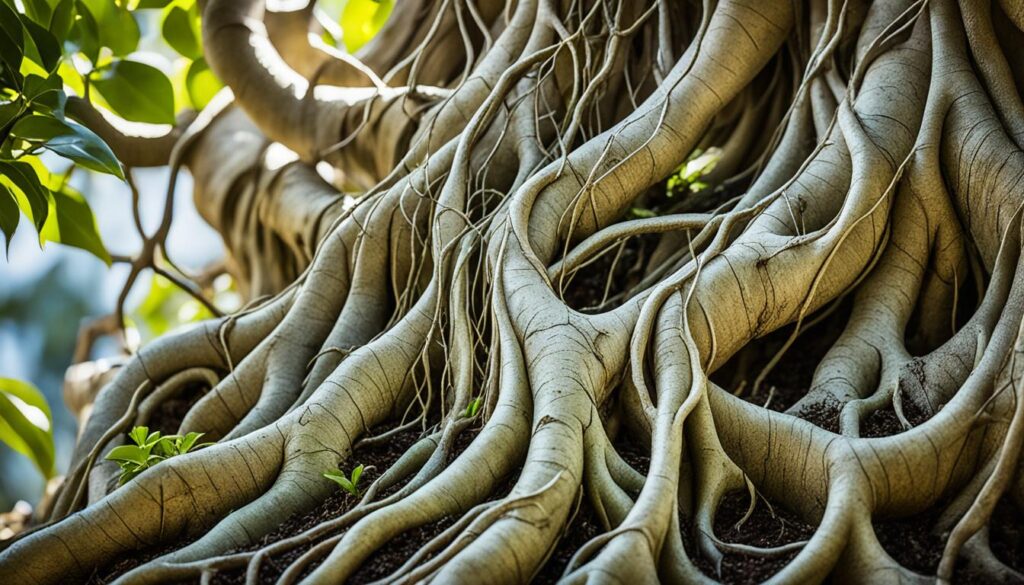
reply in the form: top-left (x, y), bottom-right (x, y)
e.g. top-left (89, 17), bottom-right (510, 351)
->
top-left (0, 165), bottom-right (223, 510)
top-left (0, 0), bottom-right (391, 513)
top-left (0, 6), bottom-right (228, 511)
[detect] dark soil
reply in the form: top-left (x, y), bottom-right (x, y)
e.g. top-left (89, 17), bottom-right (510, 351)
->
top-left (874, 508), bottom-right (945, 575)
top-left (872, 497), bottom-right (1024, 583)
top-left (799, 399), bottom-right (840, 434)
top-left (989, 497), bottom-right (1024, 574)
top-left (710, 300), bottom-right (850, 423)
top-left (560, 234), bottom-right (658, 312)
top-left (614, 437), bottom-right (651, 476)
top-left (696, 490), bottom-right (817, 585)
top-left (900, 395), bottom-right (930, 426)
top-left (860, 407), bottom-right (905, 438)
top-left (87, 421), bottom-right (431, 584)
top-left (86, 537), bottom-right (187, 584)
top-left (345, 513), bottom-right (459, 583)
top-left (147, 382), bottom-right (207, 435)
top-left (212, 423), bottom-right (454, 584)
top-left (532, 496), bottom-right (603, 583)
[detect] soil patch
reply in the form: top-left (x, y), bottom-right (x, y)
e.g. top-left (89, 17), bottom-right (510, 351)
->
top-left (88, 422), bottom-right (429, 584)
top-left (704, 490), bottom-right (817, 585)
top-left (712, 300), bottom-right (850, 418)
top-left (212, 423), bottom-right (444, 584)
top-left (147, 382), bottom-right (207, 435)
top-left (532, 497), bottom-right (602, 583)
top-left (989, 497), bottom-right (1024, 573)
top-left (799, 400), bottom-right (840, 434)
top-left (861, 407), bottom-right (904, 438)
top-left (561, 234), bottom-right (657, 312)
top-left (874, 509), bottom-right (945, 575)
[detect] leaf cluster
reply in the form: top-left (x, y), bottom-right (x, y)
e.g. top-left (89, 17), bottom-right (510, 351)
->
top-left (323, 463), bottom-right (364, 497)
top-left (105, 425), bottom-right (211, 485)
top-left (0, 0), bottom-right (225, 262)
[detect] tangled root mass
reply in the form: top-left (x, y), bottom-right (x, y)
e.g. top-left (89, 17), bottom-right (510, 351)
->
top-left (4, 0), bottom-right (1024, 583)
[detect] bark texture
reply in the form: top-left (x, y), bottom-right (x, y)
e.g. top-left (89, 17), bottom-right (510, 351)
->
top-left (3, 0), bottom-right (1024, 583)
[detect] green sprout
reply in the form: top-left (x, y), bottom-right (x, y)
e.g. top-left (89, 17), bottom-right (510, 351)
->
top-left (667, 147), bottom-right (722, 197)
top-left (105, 426), bottom-right (212, 485)
top-left (324, 464), bottom-right (364, 496)
top-left (464, 396), bottom-right (483, 418)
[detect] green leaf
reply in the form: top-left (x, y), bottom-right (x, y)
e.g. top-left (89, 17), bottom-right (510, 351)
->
top-left (40, 182), bottom-right (110, 264)
top-left (22, 73), bottom-right (65, 114)
top-left (146, 430), bottom-right (163, 446)
top-left (78, 0), bottom-right (139, 57)
top-left (109, 425), bottom-right (207, 485)
top-left (340, 0), bottom-right (393, 52)
top-left (161, 1), bottom-right (201, 60)
top-left (464, 396), bottom-right (481, 417)
top-left (681, 149), bottom-right (720, 182)
top-left (0, 376), bottom-right (52, 427)
top-left (0, 160), bottom-right (49, 231)
top-left (154, 436), bottom-right (178, 457)
top-left (184, 58), bottom-right (222, 110)
top-left (133, 0), bottom-right (173, 8)
top-left (11, 115), bottom-right (123, 178)
top-left (323, 471), bottom-right (356, 494)
top-left (19, 0), bottom-right (53, 25)
top-left (68, 1), bottom-right (99, 64)
top-left (0, 99), bottom-right (21, 130)
top-left (44, 121), bottom-right (122, 178)
top-left (178, 431), bottom-right (204, 453)
top-left (105, 444), bottom-right (149, 464)
top-left (0, 377), bottom-right (55, 478)
top-left (0, 0), bottom-right (24, 87)
top-left (10, 113), bottom-right (65, 140)
top-left (22, 18), bottom-right (62, 72)
top-left (0, 183), bottom-right (18, 254)
top-left (49, 0), bottom-right (76, 44)
top-left (129, 425), bottom-right (149, 447)
top-left (92, 59), bottom-right (175, 124)
top-left (350, 464), bottom-right (363, 487)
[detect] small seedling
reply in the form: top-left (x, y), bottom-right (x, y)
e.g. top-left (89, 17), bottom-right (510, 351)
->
top-left (105, 426), bottom-right (212, 485)
top-left (324, 464), bottom-right (364, 496)
top-left (463, 396), bottom-right (482, 418)
top-left (666, 147), bottom-right (722, 197)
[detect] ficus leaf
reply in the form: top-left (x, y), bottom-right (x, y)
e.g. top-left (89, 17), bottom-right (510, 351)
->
top-left (185, 58), bottom-right (222, 111)
top-left (40, 182), bottom-right (111, 264)
top-left (78, 0), bottom-right (140, 57)
top-left (106, 444), bottom-right (150, 465)
top-left (161, 1), bottom-right (201, 60)
top-left (68, 2), bottom-right (100, 64)
top-left (0, 377), bottom-right (55, 478)
top-left (129, 425), bottom-right (150, 447)
top-left (92, 59), bottom-right (175, 125)
top-left (11, 115), bottom-right (123, 178)
top-left (22, 18), bottom-right (61, 72)
top-left (0, 160), bottom-right (49, 231)
top-left (48, 0), bottom-right (76, 44)
top-left (0, 183), bottom-right (19, 254)
top-left (19, 0), bottom-right (52, 25)
top-left (340, 0), bottom-right (393, 52)
top-left (0, 1), bottom-right (25, 79)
